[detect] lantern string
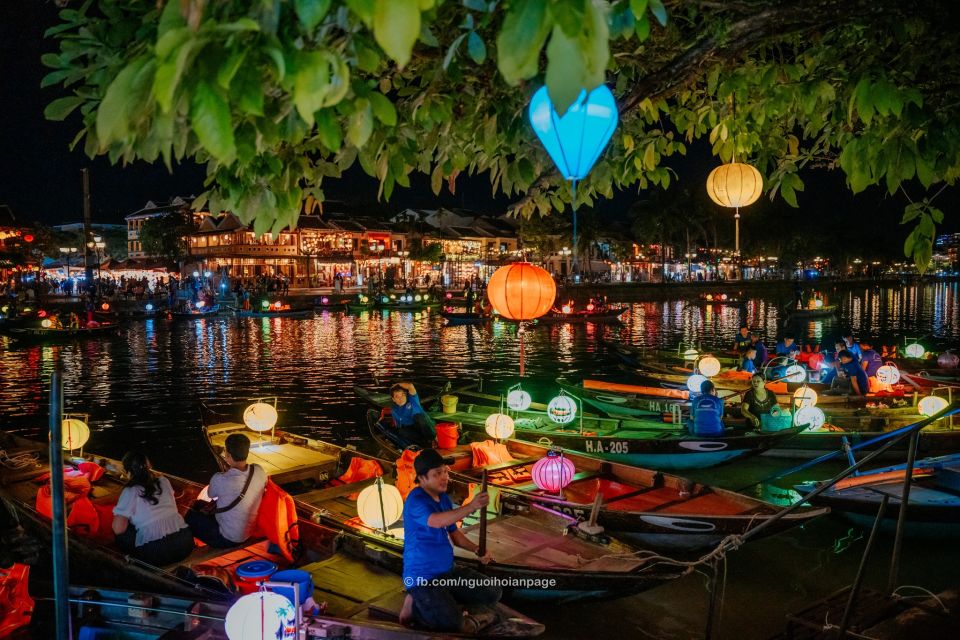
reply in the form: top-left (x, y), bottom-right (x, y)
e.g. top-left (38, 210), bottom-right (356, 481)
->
top-left (519, 323), bottom-right (526, 377)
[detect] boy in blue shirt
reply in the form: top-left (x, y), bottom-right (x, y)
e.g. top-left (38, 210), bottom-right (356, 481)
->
top-left (859, 339), bottom-right (883, 378)
top-left (775, 334), bottom-right (800, 359)
top-left (738, 346), bottom-right (758, 373)
top-left (838, 350), bottom-right (869, 396)
top-left (389, 382), bottom-right (437, 448)
top-left (691, 380), bottom-right (725, 436)
top-left (733, 325), bottom-right (752, 352)
top-left (400, 449), bottom-right (500, 632)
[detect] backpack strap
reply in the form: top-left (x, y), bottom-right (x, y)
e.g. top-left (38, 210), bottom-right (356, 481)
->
top-left (213, 465), bottom-right (257, 514)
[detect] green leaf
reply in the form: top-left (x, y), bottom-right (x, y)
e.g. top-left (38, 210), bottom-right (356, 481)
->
top-left (190, 82), bottom-right (236, 164)
top-left (854, 77), bottom-right (874, 124)
top-left (930, 206), bottom-right (944, 224)
top-left (903, 228), bottom-right (916, 257)
top-left (781, 182), bottom-right (798, 208)
top-left (348, 99), bottom-right (374, 148)
top-left (635, 14), bottom-right (650, 41)
top-left (373, 0), bottom-right (420, 69)
top-left (233, 64), bottom-right (264, 116)
top-left (346, 0), bottom-right (376, 26)
top-left (294, 0), bottom-right (332, 32)
top-left (97, 56), bottom-right (150, 148)
top-left (467, 31), bottom-right (487, 64)
top-left (443, 33), bottom-right (466, 70)
top-left (154, 38), bottom-right (198, 113)
top-left (545, 3), bottom-right (608, 115)
top-left (431, 164), bottom-right (443, 195)
top-left (630, 0), bottom-right (649, 19)
top-left (496, 0), bottom-right (552, 85)
top-left (369, 92), bottom-right (397, 126)
top-left (217, 49), bottom-right (246, 89)
top-left (648, 0), bottom-right (667, 26)
top-left (915, 155), bottom-right (935, 188)
top-left (315, 109), bottom-right (343, 152)
top-left (44, 96), bottom-right (84, 121)
top-left (294, 50), bottom-right (331, 126)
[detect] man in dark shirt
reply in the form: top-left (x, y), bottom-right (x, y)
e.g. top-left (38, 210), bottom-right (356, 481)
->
top-left (859, 339), bottom-right (883, 378)
top-left (839, 350), bottom-right (869, 396)
top-left (733, 325), bottom-right (752, 353)
top-left (750, 332), bottom-right (769, 370)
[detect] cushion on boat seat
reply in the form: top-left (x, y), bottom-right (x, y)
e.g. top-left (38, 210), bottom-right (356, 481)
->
top-left (328, 457), bottom-right (383, 500)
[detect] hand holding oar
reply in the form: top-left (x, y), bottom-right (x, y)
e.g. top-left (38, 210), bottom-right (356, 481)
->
top-left (477, 470), bottom-right (490, 563)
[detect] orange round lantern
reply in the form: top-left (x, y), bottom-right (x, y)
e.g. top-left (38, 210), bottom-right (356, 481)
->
top-left (706, 162), bottom-right (763, 208)
top-left (486, 263), bottom-right (556, 321)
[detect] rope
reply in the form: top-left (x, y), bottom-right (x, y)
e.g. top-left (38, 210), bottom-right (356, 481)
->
top-left (822, 610), bottom-right (881, 640)
top-left (892, 585), bottom-right (950, 614)
top-left (0, 448), bottom-right (40, 469)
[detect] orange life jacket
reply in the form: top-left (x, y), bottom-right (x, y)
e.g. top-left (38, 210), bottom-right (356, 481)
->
top-left (255, 479), bottom-right (299, 562)
top-left (329, 457), bottom-right (383, 500)
top-left (35, 473), bottom-right (102, 539)
top-left (470, 440), bottom-right (514, 467)
top-left (395, 449), bottom-right (420, 499)
top-left (0, 564), bottom-right (34, 637)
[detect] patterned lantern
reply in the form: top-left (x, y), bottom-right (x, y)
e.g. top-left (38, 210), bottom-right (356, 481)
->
top-left (698, 356), bottom-right (722, 377)
top-left (706, 162), bottom-right (763, 208)
top-left (876, 365), bottom-right (901, 385)
top-left (357, 479), bottom-right (403, 530)
top-left (918, 395), bottom-right (949, 417)
top-left (243, 402), bottom-right (278, 432)
top-left (547, 395), bottom-right (577, 424)
top-left (794, 406), bottom-right (826, 429)
top-left (905, 343), bottom-right (925, 358)
top-left (784, 365), bottom-right (806, 383)
top-left (937, 352), bottom-right (959, 369)
top-left (793, 387), bottom-right (818, 409)
top-left (485, 413), bottom-right (516, 439)
top-left (687, 374), bottom-right (708, 394)
top-left (486, 263), bottom-right (556, 321)
top-left (506, 390), bottom-right (532, 412)
top-left (531, 450), bottom-right (576, 494)
top-left (62, 418), bottom-right (90, 451)
top-left (225, 591), bottom-right (296, 640)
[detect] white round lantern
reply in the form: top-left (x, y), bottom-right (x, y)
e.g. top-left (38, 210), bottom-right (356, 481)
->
top-left (506, 389), bottom-right (532, 412)
top-left (793, 387), bottom-right (818, 409)
top-left (875, 365), bottom-right (901, 385)
top-left (243, 402), bottom-right (278, 432)
top-left (698, 356), bottom-right (722, 378)
top-left (794, 406), bottom-right (826, 429)
top-left (547, 396), bottom-right (577, 424)
top-left (918, 395), bottom-right (949, 418)
top-left (683, 349), bottom-right (699, 361)
top-left (905, 343), bottom-right (925, 358)
top-left (687, 374), bottom-right (708, 394)
top-left (784, 365), bottom-right (806, 383)
top-left (356, 481), bottom-right (404, 530)
top-left (62, 419), bottom-right (90, 450)
top-left (225, 591), bottom-right (296, 640)
top-left (485, 413), bottom-right (516, 439)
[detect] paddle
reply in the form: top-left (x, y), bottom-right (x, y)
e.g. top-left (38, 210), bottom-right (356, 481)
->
top-left (478, 469), bottom-right (488, 559)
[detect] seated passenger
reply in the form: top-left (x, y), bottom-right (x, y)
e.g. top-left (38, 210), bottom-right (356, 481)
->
top-left (186, 434), bottom-right (267, 548)
top-left (691, 380), bottom-right (725, 436)
top-left (388, 382), bottom-right (436, 449)
top-left (740, 374), bottom-right (780, 429)
top-left (738, 346), bottom-right (758, 373)
top-left (839, 349), bottom-right (869, 396)
top-left (859, 339), bottom-right (883, 378)
top-left (775, 334), bottom-right (800, 359)
top-left (112, 452), bottom-right (194, 565)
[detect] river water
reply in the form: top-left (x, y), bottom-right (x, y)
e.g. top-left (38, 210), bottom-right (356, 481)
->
top-left (1, 280), bottom-right (958, 638)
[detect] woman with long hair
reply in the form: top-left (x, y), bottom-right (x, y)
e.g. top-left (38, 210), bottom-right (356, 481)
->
top-left (112, 451), bottom-right (194, 565)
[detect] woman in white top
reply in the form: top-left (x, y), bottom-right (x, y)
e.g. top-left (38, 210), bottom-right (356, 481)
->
top-left (112, 452), bottom-right (194, 566)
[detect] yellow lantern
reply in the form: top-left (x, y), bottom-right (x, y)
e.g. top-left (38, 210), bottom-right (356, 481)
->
top-left (698, 356), bottom-right (722, 378)
top-left (485, 413), bottom-right (516, 439)
top-left (793, 387), bottom-right (818, 408)
top-left (357, 479), bottom-right (403, 530)
top-left (41, 319), bottom-right (52, 328)
top-left (243, 402), bottom-right (278, 432)
top-left (918, 395), bottom-right (948, 417)
top-left (705, 162), bottom-right (763, 208)
top-left (683, 348), bottom-right (699, 361)
top-left (62, 418), bottom-right (90, 451)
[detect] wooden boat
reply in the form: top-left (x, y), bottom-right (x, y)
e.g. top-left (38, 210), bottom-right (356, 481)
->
top-left (794, 454), bottom-right (960, 538)
top-left (534, 308), bottom-right (626, 324)
top-left (602, 339), bottom-right (741, 368)
top-left (441, 310), bottom-right (491, 326)
top-left (234, 307), bottom-right (314, 319)
top-left (783, 303), bottom-right (838, 319)
top-left (199, 408), bottom-right (689, 599)
top-left (2, 322), bottom-right (120, 342)
top-left (0, 431), bottom-right (544, 638)
top-left (170, 304), bottom-right (220, 318)
top-left (366, 421), bottom-right (828, 551)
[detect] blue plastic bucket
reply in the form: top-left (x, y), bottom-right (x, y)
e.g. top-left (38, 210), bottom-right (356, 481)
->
top-left (268, 569), bottom-right (313, 605)
top-left (235, 560), bottom-right (277, 594)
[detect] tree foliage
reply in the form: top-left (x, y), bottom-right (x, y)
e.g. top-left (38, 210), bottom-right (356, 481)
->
top-left (138, 209), bottom-right (198, 263)
top-left (43, 0), bottom-right (960, 272)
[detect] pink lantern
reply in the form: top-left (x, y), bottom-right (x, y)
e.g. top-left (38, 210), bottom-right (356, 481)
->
top-left (938, 352), bottom-right (959, 369)
top-left (531, 450), bottom-right (576, 494)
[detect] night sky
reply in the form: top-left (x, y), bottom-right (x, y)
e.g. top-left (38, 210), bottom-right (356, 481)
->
top-left (2, 2), bottom-right (957, 258)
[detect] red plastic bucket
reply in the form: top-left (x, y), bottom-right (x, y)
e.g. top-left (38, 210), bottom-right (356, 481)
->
top-left (435, 422), bottom-right (459, 449)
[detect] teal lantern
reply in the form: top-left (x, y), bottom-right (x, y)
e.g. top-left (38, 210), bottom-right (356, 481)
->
top-left (529, 85), bottom-right (618, 277)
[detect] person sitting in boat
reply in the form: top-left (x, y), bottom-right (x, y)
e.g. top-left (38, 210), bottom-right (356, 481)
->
top-left (741, 374), bottom-right (780, 430)
top-left (733, 325), bottom-right (752, 352)
top-left (389, 382), bottom-right (437, 449)
top-left (750, 332), bottom-right (769, 369)
top-left (859, 339), bottom-right (883, 377)
top-left (112, 452), bottom-right (194, 566)
top-left (738, 346), bottom-right (758, 374)
top-left (185, 433), bottom-right (267, 548)
top-left (690, 380), bottom-right (725, 436)
top-left (841, 331), bottom-right (862, 361)
top-left (838, 349), bottom-right (869, 396)
top-left (775, 334), bottom-right (800, 359)
top-left (399, 449), bottom-right (499, 633)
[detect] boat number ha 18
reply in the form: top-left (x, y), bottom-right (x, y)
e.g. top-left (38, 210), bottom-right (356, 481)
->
top-left (585, 440), bottom-right (629, 454)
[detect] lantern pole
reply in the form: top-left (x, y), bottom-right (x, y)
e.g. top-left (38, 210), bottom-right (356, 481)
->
top-left (478, 469), bottom-right (489, 558)
top-left (570, 180), bottom-right (579, 282)
top-left (375, 476), bottom-right (387, 535)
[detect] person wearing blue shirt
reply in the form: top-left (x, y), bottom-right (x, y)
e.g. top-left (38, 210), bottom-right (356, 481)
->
top-left (838, 350), bottom-right (869, 396)
top-left (775, 335), bottom-right (800, 359)
top-left (400, 449), bottom-right (500, 633)
top-left (750, 332), bottom-right (769, 369)
top-left (738, 346), bottom-right (758, 373)
top-left (733, 325), bottom-right (752, 353)
top-left (691, 380), bottom-right (725, 436)
top-left (841, 332), bottom-right (863, 361)
top-left (389, 382), bottom-right (436, 448)
top-left (859, 339), bottom-right (883, 378)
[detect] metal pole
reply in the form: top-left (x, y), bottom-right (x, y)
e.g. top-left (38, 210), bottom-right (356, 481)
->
top-left (886, 428), bottom-right (920, 594)
top-left (478, 470), bottom-right (488, 558)
top-left (570, 180), bottom-right (579, 280)
top-left (838, 494), bottom-right (889, 639)
top-left (49, 365), bottom-right (72, 640)
top-left (82, 169), bottom-right (93, 286)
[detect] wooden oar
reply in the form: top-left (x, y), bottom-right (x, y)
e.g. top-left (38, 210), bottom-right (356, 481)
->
top-left (478, 469), bottom-right (488, 558)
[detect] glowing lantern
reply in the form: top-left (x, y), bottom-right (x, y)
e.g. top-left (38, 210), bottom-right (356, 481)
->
top-left (547, 395), bottom-right (577, 424)
top-left (357, 480), bottom-right (403, 530)
top-left (381, 296), bottom-right (390, 304)
top-left (415, 295), bottom-right (422, 302)
top-left (808, 353), bottom-right (825, 371)
top-left (793, 387), bottom-right (818, 409)
top-left (225, 591), bottom-right (296, 640)
top-left (273, 301), bottom-right (282, 310)
top-left (720, 294), bottom-right (728, 301)
top-left (784, 365), bottom-right (806, 383)
top-left (23, 234), bottom-right (34, 243)
top-left (445, 292), bottom-right (453, 299)
top-left (485, 413), bottom-right (516, 439)
top-left (145, 304), bottom-right (154, 311)
top-left (321, 297), bottom-right (329, 305)
top-left (687, 374), bottom-right (708, 394)
top-left (794, 406), bottom-right (826, 429)
top-left (683, 349), bottom-right (699, 361)
top-left (586, 303), bottom-right (595, 311)
top-left (506, 390), bottom-right (532, 412)
top-left (38, 310), bottom-right (48, 318)
top-left (876, 365), bottom-right (901, 385)
top-left (814, 299), bottom-right (824, 309)
top-left (196, 300), bottom-right (206, 309)
top-left (698, 356), bottom-right (722, 378)
top-left (705, 162), bottom-right (763, 208)
top-left (101, 302), bottom-right (110, 311)
top-left (62, 418), bottom-right (90, 451)
top-left (561, 304), bottom-right (572, 314)
top-left (261, 300), bottom-right (270, 310)
top-left (918, 395), bottom-right (949, 417)
top-left (705, 294), bottom-right (713, 301)
top-left (937, 352), bottom-right (959, 369)
top-left (486, 263), bottom-right (556, 321)
top-left (360, 295), bottom-right (369, 303)
top-left (390, 294), bottom-right (396, 300)
top-left (41, 319), bottom-right (52, 328)
top-left (531, 450), bottom-right (576, 494)
top-left (192, 271), bottom-right (200, 278)
top-left (243, 402), bottom-right (278, 432)
top-left (905, 343), bottom-right (925, 358)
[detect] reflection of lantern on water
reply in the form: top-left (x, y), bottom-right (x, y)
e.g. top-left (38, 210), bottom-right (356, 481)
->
top-left (531, 450), bottom-right (576, 495)
top-left (485, 413), bottom-right (515, 439)
top-left (506, 389), bottom-right (532, 412)
top-left (687, 374), bottom-right (708, 393)
top-left (547, 395), bottom-right (577, 424)
top-left (225, 591), bottom-right (296, 640)
top-left (794, 406), bottom-right (826, 429)
top-left (357, 478), bottom-right (402, 530)
top-left (62, 418), bottom-right (90, 451)
top-left (698, 356), bottom-right (721, 377)
top-left (876, 365), bottom-right (901, 385)
top-left (905, 343), bottom-right (925, 358)
top-left (918, 395), bottom-right (949, 417)
top-left (793, 387), bottom-right (818, 408)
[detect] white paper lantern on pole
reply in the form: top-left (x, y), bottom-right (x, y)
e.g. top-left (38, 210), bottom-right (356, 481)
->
top-left (687, 374), bottom-right (708, 394)
top-left (698, 356), bottom-right (722, 378)
top-left (794, 406), bottom-right (826, 429)
top-left (784, 365), bottom-right (806, 383)
top-left (506, 390), bottom-right (532, 412)
top-left (243, 402), bottom-right (278, 432)
top-left (793, 387), bottom-right (818, 409)
top-left (905, 343), bottom-right (925, 358)
top-left (876, 365), bottom-right (901, 385)
top-left (547, 395), bottom-right (577, 424)
top-left (225, 591), bottom-right (296, 640)
top-left (918, 395), bottom-right (949, 417)
top-left (62, 419), bottom-right (90, 451)
top-left (485, 413), bottom-right (516, 439)
top-left (357, 480), bottom-right (403, 530)
top-left (683, 349), bottom-right (699, 361)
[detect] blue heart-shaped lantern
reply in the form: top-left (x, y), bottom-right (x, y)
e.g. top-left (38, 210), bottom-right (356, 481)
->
top-left (528, 85), bottom-right (619, 181)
